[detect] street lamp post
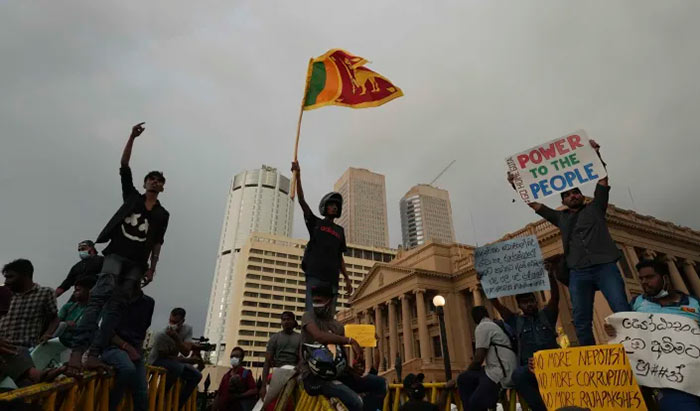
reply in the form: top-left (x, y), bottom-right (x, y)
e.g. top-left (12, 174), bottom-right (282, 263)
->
top-left (433, 295), bottom-right (451, 382)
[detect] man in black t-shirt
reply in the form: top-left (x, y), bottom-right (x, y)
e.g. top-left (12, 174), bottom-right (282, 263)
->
top-left (67, 122), bottom-right (169, 377)
top-left (56, 240), bottom-right (104, 297)
top-left (291, 161), bottom-right (350, 313)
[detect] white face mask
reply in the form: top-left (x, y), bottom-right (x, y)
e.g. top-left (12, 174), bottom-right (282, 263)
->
top-left (230, 357), bottom-right (241, 367)
top-left (650, 277), bottom-right (669, 300)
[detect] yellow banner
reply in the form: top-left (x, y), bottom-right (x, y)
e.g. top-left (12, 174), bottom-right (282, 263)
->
top-left (344, 324), bottom-right (376, 347)
top-left (533, 344), bottom-right (647, 411)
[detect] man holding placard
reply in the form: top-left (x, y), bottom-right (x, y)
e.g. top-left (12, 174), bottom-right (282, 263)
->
top-left (507, 135), bottom-right (629, 346)
top-left (486, 266), bottom-right (560, 411)
top-left (605, 259), bottom-right (700, 410)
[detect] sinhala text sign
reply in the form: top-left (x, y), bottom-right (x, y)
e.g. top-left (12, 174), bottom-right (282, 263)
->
top-left (533, 344), bottom-right (647, 411)
top-left (506, 130), bottom-right (607, 203)
top-left (474, 235), bottom-right (549, 299)
top-left (608, 312), bottom-right (700, 396)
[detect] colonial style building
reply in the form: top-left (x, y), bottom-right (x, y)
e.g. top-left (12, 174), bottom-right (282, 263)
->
top-left (338, 203), bottom-right (700, 382)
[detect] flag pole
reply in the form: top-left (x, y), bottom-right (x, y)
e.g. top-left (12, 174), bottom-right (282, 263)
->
top-left (290, 59), bottom-right (313, 199)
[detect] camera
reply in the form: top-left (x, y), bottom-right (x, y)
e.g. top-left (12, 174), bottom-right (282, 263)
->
top-left (192, 336), bottom-right (216, 352)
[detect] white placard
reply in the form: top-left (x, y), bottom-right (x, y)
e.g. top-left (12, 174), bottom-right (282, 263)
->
top-left (506, 130), bottom-right (607, 203)
top-left (607, 311), bottom-right (700, 396)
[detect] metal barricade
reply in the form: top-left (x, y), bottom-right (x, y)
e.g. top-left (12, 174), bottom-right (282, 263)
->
top-left (0, 366), bottom-right (197, 411)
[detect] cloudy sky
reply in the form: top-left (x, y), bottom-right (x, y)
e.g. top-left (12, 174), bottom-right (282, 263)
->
top-left (2, 1), bottom-right (699, 334)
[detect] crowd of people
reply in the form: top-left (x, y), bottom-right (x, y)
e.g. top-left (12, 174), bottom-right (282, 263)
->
top-left (0, 123), bottom-right (205, 411)
top-left (2, 126), bottom-right (699, 411)
top-left (449, 140), bottom-right (699, 411)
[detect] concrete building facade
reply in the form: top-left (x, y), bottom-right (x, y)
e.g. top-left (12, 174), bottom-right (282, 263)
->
top-left (204, 165), bottom-right (294, 365)
top-left (400, 184), bottom-right (456, 249)
top-left (334, 168), bottom-right (390, 248)
top-left (220, 232), bottom-right (396, 374)
top-left (339, 203), bottom-right (700, 382)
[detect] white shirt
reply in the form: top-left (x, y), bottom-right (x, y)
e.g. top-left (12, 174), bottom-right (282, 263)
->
top-left (475, 318), bottom-right (517, 387)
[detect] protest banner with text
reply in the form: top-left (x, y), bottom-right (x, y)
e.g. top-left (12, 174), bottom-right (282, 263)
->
top-left (506, 130), bottom-right (607, 203)
top-left (474, 235), bottom-right (549, 299)
top-left (344, 324), bottom-right (377, 347)
top-left (607, 312), bottom-right (700, 396)
top-left (533, 344), bottom-right (647, 411)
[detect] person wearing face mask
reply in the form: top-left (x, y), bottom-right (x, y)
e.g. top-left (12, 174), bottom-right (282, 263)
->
top-left (213, 347), bottom-right (258, 411)
top-left (147, 307), bottom-right (202, 409)
top-left (300, 285), bottom-right (387, 411)
top-left (605, 259), bottom-right (700, 410)
top-left (55, 240), bottom-right (103, 298)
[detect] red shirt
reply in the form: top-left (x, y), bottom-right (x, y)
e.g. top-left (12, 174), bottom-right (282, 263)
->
top-left (215, 367), bottom-right (256, 410)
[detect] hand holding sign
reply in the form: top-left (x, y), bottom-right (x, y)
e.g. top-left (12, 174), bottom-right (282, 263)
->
top-left (607, 312), bottom-right (700, 396)
top-left (506, 130), bottom-right (607, 203)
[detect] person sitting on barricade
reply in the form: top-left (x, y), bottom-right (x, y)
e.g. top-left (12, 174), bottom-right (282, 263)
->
top-left (0, 259), bottom-right (63, 388)
top-left (101, 287), bottom-right (154, 411)
top-left (485, 266), bottom-right (560, 411)
top-left (456, 306), bottom-right (517, 411)
top-left (299, 285), bottom-right (386, 411)
top-left (604, 259), bottom-right (700, 411)
top-left (147, 307), bottom-right (202, 409)
top-left (31, 276), bottom-right (94, 370)
top-left (260, 311), bottom-right (300, 408)
top-left (399, 373), bottom-right (437, 411)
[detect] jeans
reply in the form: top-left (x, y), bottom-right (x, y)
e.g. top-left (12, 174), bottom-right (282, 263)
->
top-left (304, 276), bottom-right (338, 313)
top-left (102, 348), bottom-right (148, 411)
top-left (153, 358), bottom-right (202, 408)
top-left (511, 365), bottom-right (546, 411)
top-left (457, 369), bottom-right (499, 411)
top-left (73, 254), bottom-right (145, 354)
top-left (658, 388), bottom-right (700, 411)
top-left (320, 374), bottom-right (387, 411)
top-left (569, 262), bottom-right (630, 346)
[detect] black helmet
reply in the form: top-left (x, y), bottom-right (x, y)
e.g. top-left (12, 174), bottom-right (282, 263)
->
top-left (303, 343), bottom-right (346, 380)
top-left (319, 192), bottom-right (343, 217)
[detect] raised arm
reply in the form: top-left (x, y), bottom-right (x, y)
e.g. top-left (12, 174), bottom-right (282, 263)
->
top-left (545, 269), bottom-right (560, 314)
top-left (589, 139), bottom-right (608, 187)
top-left (476, 277), bottom-right (514, 320)
top-left (291, 161), bottom-right (312, 217)
top-left (490, 298), bottom-right (515, 322)
top-left (121, 122), bottom-right (145, 166)
top-left (507, 172), bottom-right (543, 211)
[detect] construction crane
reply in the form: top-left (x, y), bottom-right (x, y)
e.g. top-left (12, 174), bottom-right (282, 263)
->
top-left (429, 160), bottom-right (456, 185)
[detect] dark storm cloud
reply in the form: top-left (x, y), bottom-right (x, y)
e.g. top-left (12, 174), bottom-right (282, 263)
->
top-left (2, 0), bottom-right (698, 331)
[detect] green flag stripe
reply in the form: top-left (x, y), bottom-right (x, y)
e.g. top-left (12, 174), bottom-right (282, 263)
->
top-left (304, 62), bottom-right (327, 106)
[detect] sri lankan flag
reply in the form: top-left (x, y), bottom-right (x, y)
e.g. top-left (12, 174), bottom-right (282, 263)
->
top-left (303, 49), bottom-right (403, 110)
